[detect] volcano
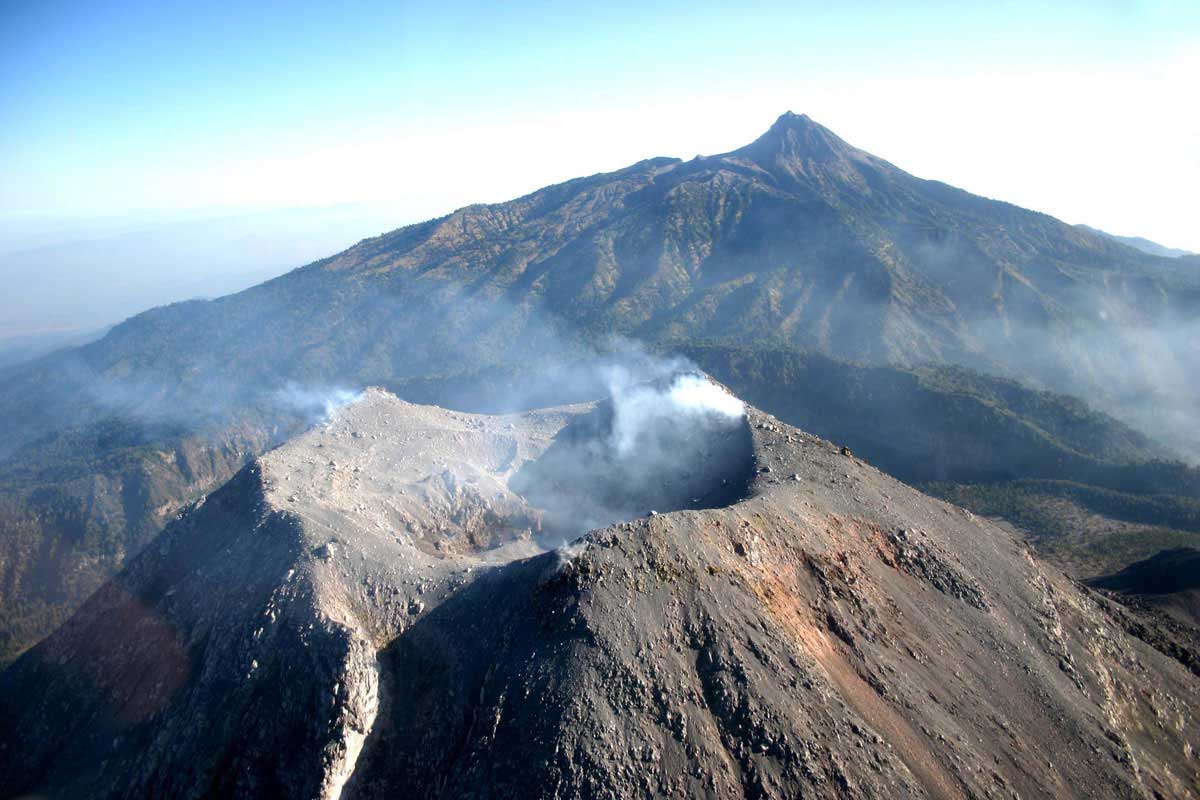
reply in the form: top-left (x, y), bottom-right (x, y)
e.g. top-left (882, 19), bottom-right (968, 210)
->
top-left (5, 111), bottom-right (1200, 673)
top-left (2, 385), bottom-right (1196, 799)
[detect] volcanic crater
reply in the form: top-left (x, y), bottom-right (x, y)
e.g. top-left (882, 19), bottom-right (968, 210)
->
top-left (2, 383), bottom-right (1198, 799)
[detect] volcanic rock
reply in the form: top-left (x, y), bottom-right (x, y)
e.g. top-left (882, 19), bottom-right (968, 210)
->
top-left (1, 388), bottom-right (1197, 799)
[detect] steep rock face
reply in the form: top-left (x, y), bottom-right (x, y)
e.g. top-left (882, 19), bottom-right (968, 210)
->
top-left (1, 390), bottom-right (1196, 799)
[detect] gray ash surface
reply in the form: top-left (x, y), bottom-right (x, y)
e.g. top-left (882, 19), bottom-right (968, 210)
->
top-left (1, 389), bottom-right (1198, 799)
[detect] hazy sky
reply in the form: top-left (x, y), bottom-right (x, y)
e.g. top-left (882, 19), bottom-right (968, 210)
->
top-left (3, 1), bottom-right (1199, 250)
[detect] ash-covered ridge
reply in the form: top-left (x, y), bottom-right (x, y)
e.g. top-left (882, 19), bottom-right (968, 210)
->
top-left (1, 388), bottom-right (1198, 799)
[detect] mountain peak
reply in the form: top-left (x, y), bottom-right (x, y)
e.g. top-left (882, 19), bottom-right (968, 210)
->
top-left (771, 110), bottom-right (817, 129)
top-left (735, 111), bottom-right (853, 168)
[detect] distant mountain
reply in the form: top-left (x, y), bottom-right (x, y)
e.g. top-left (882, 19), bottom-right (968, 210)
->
top-left (1076, 224), bottom-right (1195, 258)
top-left (4, 111), bottom-right (1200, 664)
top-left (4, 112), bottom-right (1196, 459)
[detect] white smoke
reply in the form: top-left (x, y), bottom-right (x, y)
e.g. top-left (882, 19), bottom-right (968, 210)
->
top-left (512, 368), bottom-right (752, 543)
top-left (273, 383), bottom-right (363, 424)
top-left (609, 373), bottom-right (745, 456)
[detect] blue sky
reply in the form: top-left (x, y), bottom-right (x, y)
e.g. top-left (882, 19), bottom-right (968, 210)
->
top-left (3, 1), bottom-right (1199, 249)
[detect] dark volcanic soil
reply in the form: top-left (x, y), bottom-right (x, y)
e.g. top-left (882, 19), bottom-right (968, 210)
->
top-left (1, 389), bottom-right (1197, 799)
top-left (1086, 548), bottom-right (1200, 678)
top-left (1091, 548), bottom-right (1200, 597)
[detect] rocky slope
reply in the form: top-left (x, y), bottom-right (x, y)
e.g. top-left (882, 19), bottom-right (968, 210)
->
top-left (2, 113), bottom-right (1197, 459)
top-left (5, 111), bottom-right (1199, 668)
top-left (1091, 548), bottom-right (1200, 627)
top-left (2, 388), bottom-right (1196, 799)
top-left (9, 338), bottom-right (1194, 672)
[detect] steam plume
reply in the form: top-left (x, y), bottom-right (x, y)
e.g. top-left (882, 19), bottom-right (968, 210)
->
top-left (513, 368), bottom-right (752, 544)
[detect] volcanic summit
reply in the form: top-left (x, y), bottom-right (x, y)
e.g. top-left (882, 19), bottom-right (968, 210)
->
top-left (1, 382), bottom-right (1196, 799)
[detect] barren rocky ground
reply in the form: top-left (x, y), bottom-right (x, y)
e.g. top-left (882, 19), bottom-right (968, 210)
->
top-left (1, 387), bottom-right (1197, 799)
